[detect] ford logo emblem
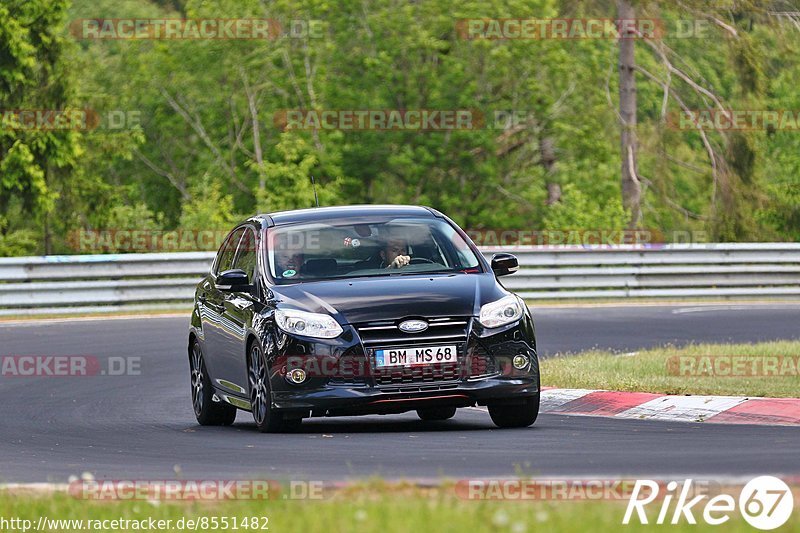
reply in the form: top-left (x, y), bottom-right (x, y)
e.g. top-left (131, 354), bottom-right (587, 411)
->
top-left (399, 319), bottom-right (428, 333)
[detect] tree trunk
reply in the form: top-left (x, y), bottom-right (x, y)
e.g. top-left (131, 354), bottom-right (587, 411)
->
top-left (540, 136), bottom-right (560, 205)
top-left (546, 182), bottom-right (561, 205)
top-left (242, 72), bottom-right (265, 193)
top-left (617, 0), bottom-right (642, 228)
top-left (43, 165), bottom-right (52, 255)
top-left (43, 216), bottom-right (52, 255)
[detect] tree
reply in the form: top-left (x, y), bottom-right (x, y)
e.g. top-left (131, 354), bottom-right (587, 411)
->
top-left (0, 0), bottom-right (81, 254)
top-left (3, 0), bottom-right (798, 256)
top-left (617, 0), bottom-right (642, 228)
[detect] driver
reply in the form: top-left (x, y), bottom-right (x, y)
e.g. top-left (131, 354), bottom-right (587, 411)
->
top-left (381, 236), bottom-right (411, 269)
top-left (350, 226), bottom-right (414, 270)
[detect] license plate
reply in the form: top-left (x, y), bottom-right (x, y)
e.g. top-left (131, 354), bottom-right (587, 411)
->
top-left (375, 345), bottom-right (458, 368)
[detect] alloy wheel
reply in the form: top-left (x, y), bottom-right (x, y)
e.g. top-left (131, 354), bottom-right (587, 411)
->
top-left (249, 344), bottom-right (269, 425)
top-left (190, 343), bottom-right (205, 415)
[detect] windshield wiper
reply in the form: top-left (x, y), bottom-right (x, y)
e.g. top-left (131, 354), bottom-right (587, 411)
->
top-left (342, 272), bottom-right (395, 279)
top-left (396, 269), bottom-right (454, 276)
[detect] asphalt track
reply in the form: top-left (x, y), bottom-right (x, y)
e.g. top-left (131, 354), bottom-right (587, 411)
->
top-left (1, 303), bottom-right (799, 483)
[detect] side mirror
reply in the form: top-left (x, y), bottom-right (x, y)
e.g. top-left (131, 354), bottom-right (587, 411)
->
top-left (491, 253), bottom-right (519, 277)
top-left (215, 269), bottom-right (251, 292)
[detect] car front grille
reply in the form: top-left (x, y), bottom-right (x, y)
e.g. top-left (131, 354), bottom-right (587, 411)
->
top-left (355, 316), bottom-right (469, 346)
top-left (354, 317), bottom-right (469, 387)
top-left (371, 358), bottom-right (463, 386)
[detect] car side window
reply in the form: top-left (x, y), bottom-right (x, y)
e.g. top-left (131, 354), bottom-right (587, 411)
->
top-left (233, 228), bottom-right (258, 282)
top-left (214, 228), bottom-right (245, 276)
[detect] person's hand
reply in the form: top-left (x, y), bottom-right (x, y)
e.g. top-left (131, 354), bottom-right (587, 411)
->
top-left (387, 255), bottom-right (411, 268)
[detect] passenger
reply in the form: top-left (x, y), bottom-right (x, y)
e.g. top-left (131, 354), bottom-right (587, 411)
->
top-left (274, 237), bottom-right (305, 277)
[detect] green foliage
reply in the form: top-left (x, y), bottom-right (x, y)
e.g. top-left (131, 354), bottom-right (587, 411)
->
top-left (542, 184), bottom-right (629, 231)
top-left (106, 203), bottom-right (163, 230)
top-left (0, 0), bottom-right (86, 254)
top-left (253, 134), bottom-right (341, 212)
top-left (0, 0), bottom-right (798, 256)
top-left (179, 182), bottom-right (240, 231)
top-left (0, 141), bottom-right (49, 211)
top-left (0, 213), bottom-right (38, 256)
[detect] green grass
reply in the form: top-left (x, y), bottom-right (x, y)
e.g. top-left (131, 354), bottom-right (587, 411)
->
top-left (541, 341), bottom-right (800, 397)
top-left (0, 308), bottom-right (191, 322)
top-left (2, 483), bottom-right (798, 533)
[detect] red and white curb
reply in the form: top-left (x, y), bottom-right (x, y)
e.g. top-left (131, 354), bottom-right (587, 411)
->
top-left (540, 388), bottom-right (800, 426)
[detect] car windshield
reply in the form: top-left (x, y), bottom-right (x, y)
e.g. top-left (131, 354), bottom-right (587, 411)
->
top-left (265, 217), bottom-right (481, 283)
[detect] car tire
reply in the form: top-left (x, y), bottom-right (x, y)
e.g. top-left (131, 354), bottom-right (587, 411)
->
top-left (488, 395), bottom-right (539, 428)
top-left (190, 340), bottom-right (237, 426)
top-left (416, 406), bottom-right (457, 421)
top-left (248, 341), bottom-right (289, 433)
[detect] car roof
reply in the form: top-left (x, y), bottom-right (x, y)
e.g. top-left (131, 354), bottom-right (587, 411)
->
top-left (251, 205), bottom-right (438, 226)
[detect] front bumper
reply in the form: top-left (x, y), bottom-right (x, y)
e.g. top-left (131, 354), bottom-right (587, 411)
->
top-left (266, 315), bottom-right (539, 417)
top-left (272, 376), bottom-right (538, 416)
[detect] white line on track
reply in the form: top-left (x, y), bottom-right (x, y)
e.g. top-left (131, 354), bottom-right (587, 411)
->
top-left (672, 304), bottom-right (800, 314)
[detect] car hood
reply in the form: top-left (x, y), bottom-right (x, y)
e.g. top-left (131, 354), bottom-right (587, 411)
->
top-left (272, 273), bottom-right (506, 324)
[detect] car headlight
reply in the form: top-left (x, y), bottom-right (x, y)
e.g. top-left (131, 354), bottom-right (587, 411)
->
top-left (275, 309), bottom-right (343, 339)
top-left (478, 295), bottom-right (523, 328)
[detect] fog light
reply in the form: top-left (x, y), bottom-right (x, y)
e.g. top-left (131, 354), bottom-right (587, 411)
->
top-left (287, 368), bottom-right (307, 384)
top-left (512, 354), bottom-right (529, 370)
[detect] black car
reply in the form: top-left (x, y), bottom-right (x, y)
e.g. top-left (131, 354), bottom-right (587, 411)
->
top-left (188, 205), bottom-right (539, 432)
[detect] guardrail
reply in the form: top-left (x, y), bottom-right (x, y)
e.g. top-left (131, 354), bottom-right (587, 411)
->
top-left (1, 244), bottom-right (799, 315)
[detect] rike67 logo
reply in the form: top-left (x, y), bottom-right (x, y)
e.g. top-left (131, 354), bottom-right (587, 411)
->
top-left (623, 476), bottom-right (794, 530)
